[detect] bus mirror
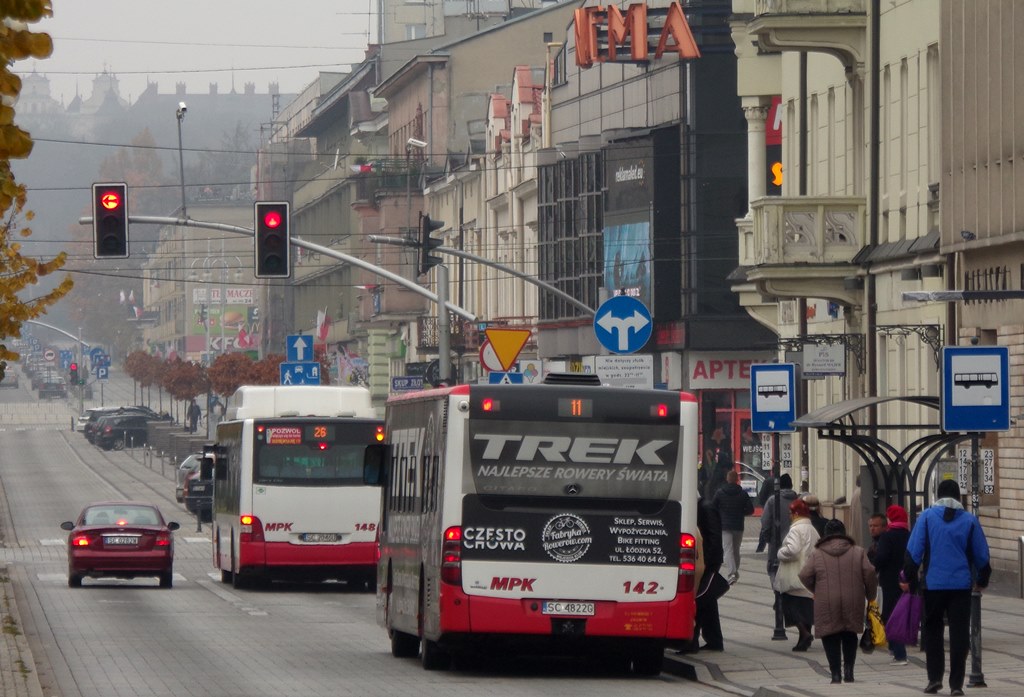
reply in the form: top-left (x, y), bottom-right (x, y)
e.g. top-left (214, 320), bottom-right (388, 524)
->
top-left (363, 444), bottom-right (389, 486)
top-left (199, 456), bottom-right (214, 480)
top-left (214, 460), bottom-right (227, 481)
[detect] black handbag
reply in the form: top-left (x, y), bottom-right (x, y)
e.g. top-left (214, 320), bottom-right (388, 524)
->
top-left (697, 571), bottom-right (730, 604)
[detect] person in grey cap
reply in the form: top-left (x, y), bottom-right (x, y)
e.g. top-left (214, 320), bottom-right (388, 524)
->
top-left (760, 473), bottom-right (798, 579)
top-left (803, 494), bottom-right (827, 537)
top-left (903, 479), bottom-right (991, 696)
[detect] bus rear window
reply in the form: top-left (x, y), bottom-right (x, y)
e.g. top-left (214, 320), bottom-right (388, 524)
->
top-left (253, 420), bottom-right (379, 486)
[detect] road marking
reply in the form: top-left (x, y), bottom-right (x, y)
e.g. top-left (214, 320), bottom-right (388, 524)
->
top-left (40, 538), bottom-right (65, 546)
top-left (37, 572), bottom-right (188, 584)
top-left (198, 577), bottom-right (268, 616)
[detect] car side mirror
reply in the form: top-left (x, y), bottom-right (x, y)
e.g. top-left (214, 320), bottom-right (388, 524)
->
top-left (167, 522), bottom-right (181, 531)
top-left (363, 444), bottom-right (389, 486)
top-left (60, 521), bottom-right (74, 531)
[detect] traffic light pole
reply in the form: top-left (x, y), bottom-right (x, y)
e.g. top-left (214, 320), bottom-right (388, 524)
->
top-left (437, 265), bottom-right (451, 383)
top-left (77, 215), bottom-right (477, 321)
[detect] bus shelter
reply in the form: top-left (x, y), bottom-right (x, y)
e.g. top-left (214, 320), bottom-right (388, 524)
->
top-left (791, 396), bottom-right (977, 523)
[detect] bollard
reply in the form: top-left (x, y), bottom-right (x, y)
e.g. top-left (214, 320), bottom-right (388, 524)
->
top-left (1019, 536), bottom-right (1024, 599)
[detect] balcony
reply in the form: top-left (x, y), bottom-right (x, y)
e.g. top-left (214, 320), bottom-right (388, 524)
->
top-left (353, 158), bottom-right (422, 202)
top-left (749, 0), bottom-right (867, 73)
top-left (738, 195), bottom-right (866, 307)
top-left (417, 317), bottom-right (479, 353)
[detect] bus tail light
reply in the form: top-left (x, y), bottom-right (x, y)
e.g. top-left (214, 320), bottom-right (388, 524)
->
top-left (440, 526), bottom-right (462, 585)
top-left (240, 514), bottom-right (265, 543)
top-left (677, 532), bottom-right (696, 593)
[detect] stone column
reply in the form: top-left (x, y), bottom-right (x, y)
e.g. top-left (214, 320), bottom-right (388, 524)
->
top-left (743, 98), bottom-right (771, 217)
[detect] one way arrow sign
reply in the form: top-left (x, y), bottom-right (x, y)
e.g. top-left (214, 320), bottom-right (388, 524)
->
top-left (286, 334), bottom-right (313, 362)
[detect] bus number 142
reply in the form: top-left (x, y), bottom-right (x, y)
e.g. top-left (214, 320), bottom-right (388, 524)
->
top-left (624, 581), bottom-right (659, 594)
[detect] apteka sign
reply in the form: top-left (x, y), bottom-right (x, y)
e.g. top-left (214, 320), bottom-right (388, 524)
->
top-left (574, 2), bottom-right (701, 69)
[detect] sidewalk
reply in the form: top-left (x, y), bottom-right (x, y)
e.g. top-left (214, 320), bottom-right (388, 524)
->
top-left (664, 528), bottom-right (1024, 697)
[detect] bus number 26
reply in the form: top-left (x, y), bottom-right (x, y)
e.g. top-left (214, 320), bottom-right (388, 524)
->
top-left (623, 581), bottom-right (659, 594)
top-left (355, 523), bottom-right (377, 531)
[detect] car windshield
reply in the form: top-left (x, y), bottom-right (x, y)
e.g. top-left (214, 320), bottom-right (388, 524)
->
top-left (83, 506), bottom-right (161, 526)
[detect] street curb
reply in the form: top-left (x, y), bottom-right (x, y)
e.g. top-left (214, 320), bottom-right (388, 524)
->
top-left (0, 565), bottom-right (44, 697)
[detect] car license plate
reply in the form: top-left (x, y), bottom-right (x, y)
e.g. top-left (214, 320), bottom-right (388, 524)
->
top-left (104, 535), bottom-right (139, 546)
top-left (542, 601), bottom-right (595, 616)
top-left (300, 533), bottom-right (340, 543)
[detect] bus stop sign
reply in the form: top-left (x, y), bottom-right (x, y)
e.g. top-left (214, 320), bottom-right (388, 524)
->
top-left (941, 346), bottom-right (1010, 432)
top-left (750, 363), bottom-right (796, 433)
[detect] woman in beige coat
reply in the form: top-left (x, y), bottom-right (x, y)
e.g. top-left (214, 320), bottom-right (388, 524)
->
top-left (799, 519), bottom-right (878, 684)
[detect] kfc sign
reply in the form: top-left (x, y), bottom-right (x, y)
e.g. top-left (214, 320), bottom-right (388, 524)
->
top-left (574, 2), bottom-right (701, 68)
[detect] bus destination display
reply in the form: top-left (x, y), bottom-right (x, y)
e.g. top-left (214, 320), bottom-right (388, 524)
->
top-left (261, 424), bottom-right (336, 445)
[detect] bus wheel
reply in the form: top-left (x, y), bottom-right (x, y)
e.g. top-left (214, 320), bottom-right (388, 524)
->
top-left (232, 572), bottom-right (250, 590)
top-left (630, 645), bottom-right (664, 676)
top-left (420, 637), bottom-right (450, 671)
top-left (220, 568), bottom-right (233, 584)
top-left (391, 630), bottom-right (419, 658)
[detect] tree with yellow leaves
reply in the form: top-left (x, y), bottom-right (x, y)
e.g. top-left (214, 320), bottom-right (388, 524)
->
top-left (0, 2), bottom-right (73, 375)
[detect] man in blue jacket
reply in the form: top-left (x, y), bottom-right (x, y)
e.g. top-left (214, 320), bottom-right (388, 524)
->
top-left (904, 479), bottom-right (991, 696)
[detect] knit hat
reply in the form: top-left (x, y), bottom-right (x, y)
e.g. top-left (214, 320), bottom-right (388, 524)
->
top-left (803, 494), bottom-right (820, 510)
top-left (779, 473), bottom-right (793, 490)
top-left (886, 504), bottom-right (908, 525)
top-left (937, 479), bottom-right (961, 500)
top-left (824, 518), bottom-right (846, 537)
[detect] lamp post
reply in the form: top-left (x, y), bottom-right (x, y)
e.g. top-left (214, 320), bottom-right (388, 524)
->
top-left (175, 102), bottom-right (188, 219)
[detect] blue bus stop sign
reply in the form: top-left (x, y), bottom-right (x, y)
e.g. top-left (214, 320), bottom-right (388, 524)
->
top-left (941, 346), bottom-right (1010, 432)
top-left (750, 364), bottom-right (797, 433)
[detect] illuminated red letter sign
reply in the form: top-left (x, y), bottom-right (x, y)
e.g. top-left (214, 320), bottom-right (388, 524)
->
top-left (574, 2), bottom-right (701, 69)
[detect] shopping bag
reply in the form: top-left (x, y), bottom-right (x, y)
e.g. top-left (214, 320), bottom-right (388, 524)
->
top-left (885, 592), bottom-right (923, 645)
top-left (867, 599), bottom-right (887, 647)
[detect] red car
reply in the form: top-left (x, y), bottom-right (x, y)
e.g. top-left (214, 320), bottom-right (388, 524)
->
top-left (60, 501), bottom-right (180, 588)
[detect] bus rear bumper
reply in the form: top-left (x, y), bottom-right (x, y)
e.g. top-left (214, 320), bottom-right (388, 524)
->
top-left (238, 540), bottom-right (377, 581)
top-left (440, 588), bottom-right (696, 641)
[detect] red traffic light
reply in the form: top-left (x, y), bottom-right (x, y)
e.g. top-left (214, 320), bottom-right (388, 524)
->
top-left (69, 362), bottom-right (78, 371)
top-left (263, 210), bottom-right (282, 229)
top-left (100, 192), bottom-right (121, 210)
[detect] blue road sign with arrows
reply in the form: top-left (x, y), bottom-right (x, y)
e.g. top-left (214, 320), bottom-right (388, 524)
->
top-left (286, 335), bottom-right (313, 362)
top-left (941, 346), bottom-right (1010, 432)
top-left (593, 295), bottom-right (652, 355)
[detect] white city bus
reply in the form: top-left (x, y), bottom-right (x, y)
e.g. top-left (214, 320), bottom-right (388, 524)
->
top-left (364, 374), bottom-right (700, 673)
top-left (212, 385), bottom-right (383, 588)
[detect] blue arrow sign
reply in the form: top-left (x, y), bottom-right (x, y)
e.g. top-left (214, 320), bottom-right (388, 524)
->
top-left (280, 361), bottom-right (321, 386)
top-left (593, 295), bottom-right (652, 355)
top-left (286, 334), bottom-right (313, 362)
top-left (89, 347), bottom-right (104, 362)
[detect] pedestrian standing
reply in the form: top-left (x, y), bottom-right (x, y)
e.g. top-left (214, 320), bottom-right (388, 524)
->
top-left (867, 513), bottom-right (888, 564)
top-left (903, 480), bottom-right (991, 696)
top-left (803, 494), bottom-right (827, 537)
top-left (760, 473), bottom-right (799, 579)
top-left (799, 519), bottom-right (878, 684)
top-left (187, 399), bottom-right (201, 434)
top-left (874, 504), bottom-right (911, 665)
top-left (712, 469), bottom-right (754, 584)
top-left (774, 498), bottom-right (819, 651)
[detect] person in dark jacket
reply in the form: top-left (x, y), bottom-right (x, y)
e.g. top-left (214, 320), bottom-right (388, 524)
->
top-left (689, 498), bottom-right (726, 652)
top-left (712, 469), bottom-right (754, 584)
top-left (803, 494), bottom-right (828, 537)
top-left (903, 479), bottom-right (991, 696)
top-left (760, 473), bottom-right (799, 579)
top-left (873, 504), bottom-right (911, 665)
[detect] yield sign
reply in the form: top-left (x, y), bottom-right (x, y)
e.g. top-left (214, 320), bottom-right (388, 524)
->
top-left (484, 328), bottom-right (531, 371)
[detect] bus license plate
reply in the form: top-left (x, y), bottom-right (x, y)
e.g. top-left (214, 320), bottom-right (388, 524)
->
top-left (300, 533), bottom-right (340, 543)
top-left (542, 601), bottom-right (595, 616)
top-left (104, 536), bottom-right (139, 546)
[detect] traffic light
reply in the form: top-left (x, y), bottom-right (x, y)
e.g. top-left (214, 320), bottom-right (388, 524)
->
top-left (254, 201), bottom-right (291, 278)
top-left (69, 362), bottom-right (78, 385)
top-left (418, 212), bottom-right (445, 276)
top-left (92, 183), bottom-right (129, 258)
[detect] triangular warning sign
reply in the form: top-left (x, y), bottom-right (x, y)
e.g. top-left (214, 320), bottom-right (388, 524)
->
top-left (484, 328), bottom-right (532, 371)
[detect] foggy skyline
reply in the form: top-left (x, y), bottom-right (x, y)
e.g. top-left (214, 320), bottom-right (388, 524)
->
top-left (18, 1), bottom-right (375, 103)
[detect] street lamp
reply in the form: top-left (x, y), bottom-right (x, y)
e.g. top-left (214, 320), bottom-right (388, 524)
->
top-left (175, 102), bottom-right (188, 219)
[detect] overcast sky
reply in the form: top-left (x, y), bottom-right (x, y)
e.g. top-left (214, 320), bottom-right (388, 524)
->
top-left (20, 1), bottom-right (376, 102)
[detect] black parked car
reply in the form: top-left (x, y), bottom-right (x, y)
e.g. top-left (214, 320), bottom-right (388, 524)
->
top-left (84, 406), bottom-right (168, 443)
top-left (94, 414), bottom-right (160, 450)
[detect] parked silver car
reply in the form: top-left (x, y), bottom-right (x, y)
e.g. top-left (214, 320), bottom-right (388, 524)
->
top-left (175, 454), bottom-right (202, 503)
